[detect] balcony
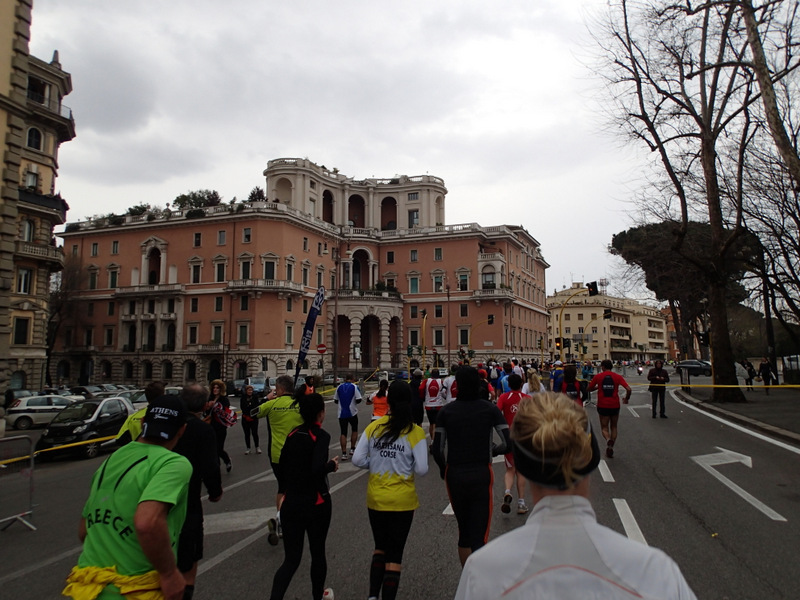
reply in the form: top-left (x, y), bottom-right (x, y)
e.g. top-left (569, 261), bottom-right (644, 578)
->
top-left (198, 343), bottom-right (224, 353)
top-left (121, 314), bottom-right (137, 322)
top-left (160, 313), bottom-right (177, 320)
top-left (331, 288), bottom-right (403, 303)
top-left (224, 279), bottom-right (303, 295)
top-left (471, 287), bottom-right (514, 302)
top-left (115, 283), bottom-right (185, 297)
top-left (15, 241), bottom-right (63, 266)
top-left (161, 344), bottom-right (176, 352)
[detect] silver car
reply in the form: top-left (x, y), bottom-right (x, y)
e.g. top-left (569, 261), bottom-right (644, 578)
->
top-left (4, 394), bottom-right (83, 430)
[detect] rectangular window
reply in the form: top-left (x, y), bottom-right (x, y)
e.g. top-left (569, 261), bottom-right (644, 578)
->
top-left (434, 247), bottom-right (442, 261)
top-left (409, 329), bottom-right (419, 346)
top-left (71, 244), bottom-right (78, 256)
top-left (238, 324), bottom-right (249, 344)
top-left (577, 313), bottom-right (584, 321)
top-left (212, 325), bottom-right (222, 343)
top-left (243, 228), bottom-right (252, 243)
top-left (188, 325), bottom-right (198, 345)
top-left (193, 233), bottom-right (202, 247)
top-left (317, 328), bottom-right (323, 344)
top-left (303, 237), bottom-right (309, 251)
top-left (564, 314), bottom-right (571, 321)
top-left (191, 265), bottom-right (201, 283)
top-left (240, 295), bottom-right (249, 311)
top-left (13, 317), bottom-right (29, 345)
top-left (91, 242), bottom-right (98, 257)
top-left (129, 300), bottom-right (136, 314)
top-left (435, 305), bottom-right (443, 318)
top-left (408, 192), bottom-right (419, 201)
top-left (109, 271), bottom-right (118, 288)
top-left (434, 275), bottom-right (443, 292)
top-left (17, 268), bottom-right (33, 294)
top-left (434, 329), bottom-right (444, 346)
top-left (459, 329), bottom-right (469, 345)
top-left (317, 271), bottom-right (323, 288)
top-left (460, 303), bottom-right (468, 317)
top-left (108, 301), bottom-right (115, 316)
top-left (216, 263), bottom-right (225, 282)
top-left (241, 261), bottom-right (251, 279)
top-left (459, 274), bottom-right (468, 291)
top-left (303, 299), bottom-right (308, 314)
top-left (190, 298), bottom-right (199, 313)
top-left (215, 297), bottom-right (223, 311)
top-left (84, 328), bottom-right (93, 346)
top-left (410, 306), bottom-right (418, 318)
top-left (286, 263), bottom-right (293, 281)
top-left (111, 240), bottom-right (119, 255)
top-left (303, 267), bottom-right (309, 286)
top-left (286, 325), bottom-right (293, 345)
top-left (265, 261), bottom-right (275, 280)
top-left (409, 277), bottom-right (419, 294)
top-left (386, 251), bottom-right (394, 264)
top-left (287, 297), bottom-right (292, 312)
top-left (168, 299), bottom-right (175, 312)
top-left (104, 328), bottom-right (114, 346)
top-left (408, 210), bottom-right (419, 227)
top-left (89, 271), bottom-right (97, 290)
top-left (218, 230), bottom-right (226, 245)
top-left (147, 299), bottom-right (155, 314)
top-left (410, 249), bottom-right (418, 262)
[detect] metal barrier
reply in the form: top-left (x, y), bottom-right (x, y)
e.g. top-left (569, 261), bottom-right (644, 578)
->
top-left (0, 436), bottom-right (36, 531)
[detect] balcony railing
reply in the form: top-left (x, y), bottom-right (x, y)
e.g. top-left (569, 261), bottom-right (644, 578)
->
top-left (198, 343), bottom-right (224, 353)
top-left (27, 90), bottom-right (73, 120)
top-left (224, 279), bottom-right (303, 294)
top-left (471, 288), bottom-right (514, 301)
top-left (15, 241), bottom-right (63, 263)
top-left (332, 289), bottom-right (403, 302)
top-left (115, 283), bottom-right (185, 297)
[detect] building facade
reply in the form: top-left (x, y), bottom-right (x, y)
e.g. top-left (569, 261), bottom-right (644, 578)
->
top-left (547, 282), bottom-right (668, 363)
top-left (54, 158), bottom-right (549, 386)
top-left (1, 0), bottom-right (74, 391)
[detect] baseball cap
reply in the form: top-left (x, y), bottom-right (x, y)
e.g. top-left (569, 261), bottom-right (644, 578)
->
top-left (478, 369), bottom-right (488, 378)
top-left (141, 396), bottom-right (187, 441)
top-left (554, 360), bottom-right (563, 366)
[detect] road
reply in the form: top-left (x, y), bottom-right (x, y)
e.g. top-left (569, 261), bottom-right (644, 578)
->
top-left (1, 379), bottom-right (799, 599)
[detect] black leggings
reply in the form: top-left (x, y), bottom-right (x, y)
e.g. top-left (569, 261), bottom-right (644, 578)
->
top-left (242, 418), bottom-right (260, 449)
top-left (367, 509), bottom-right (414, 564)
top-left (445, 464), bottom-right (493, 551)
top-left (214, 426), bottom-right (230, 466)
top-left (269, 497), bottom-right (332, 600)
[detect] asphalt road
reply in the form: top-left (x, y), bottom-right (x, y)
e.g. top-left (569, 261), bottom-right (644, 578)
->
top-left (2, 380), bottom-right (799, 599)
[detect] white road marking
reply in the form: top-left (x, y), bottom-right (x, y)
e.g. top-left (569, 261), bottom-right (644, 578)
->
top-left (598, 460), bottom-right (615, 483)
top-left (626, 404), bottom-right (651, 418)
top-left (204, 508), bottom-right (272, 535)
top-left (613, 498), bottom-right (647, 545)
top-left (443, 503), bottom-right (454, 515)
top-left (691, 447), bottom-right (786, 522)
top-left (672, 389), bottom-right (800, 455)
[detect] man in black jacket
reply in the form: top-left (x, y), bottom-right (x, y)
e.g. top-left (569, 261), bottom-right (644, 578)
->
top-left (174, 384), bottom-right (223, 600)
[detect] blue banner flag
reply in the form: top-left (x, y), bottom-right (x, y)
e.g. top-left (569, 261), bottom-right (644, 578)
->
top-left (295, 286), bottom-right (326, 386)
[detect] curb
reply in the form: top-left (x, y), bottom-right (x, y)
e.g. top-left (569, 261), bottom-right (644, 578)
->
top-left (675, 390), bottom-right (800, 447)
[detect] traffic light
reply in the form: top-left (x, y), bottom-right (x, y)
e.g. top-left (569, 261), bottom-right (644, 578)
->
top-left (603, 308), bottom-right (612, 319)
top-left (564, 338), bottom-right (571, 350)
top-left (488, 314), bottom-right (494, 324)
top-left (555, 337), bottom-right (562, 350)
top-left (699, 331), bottom-right (710, 346)
top-left (587, 281), bottom-right (599, 296)
top-left (421, 308), bottom-right (427, 318)
top-left (468, 349), bottom-right (475, 358)
top-left (537, 337), bottom-right (543, 349)
top-left (407, 345), bottom-right (413, 357)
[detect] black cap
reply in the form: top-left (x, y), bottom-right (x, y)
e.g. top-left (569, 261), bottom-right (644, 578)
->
top-left (141, 395), bottom-right (187, 441)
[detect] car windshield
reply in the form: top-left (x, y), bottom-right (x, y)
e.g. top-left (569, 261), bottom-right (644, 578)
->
top-left (249, 377), bottom-right (266, 385)
top-left (52, 402), bottom-right (99, 423)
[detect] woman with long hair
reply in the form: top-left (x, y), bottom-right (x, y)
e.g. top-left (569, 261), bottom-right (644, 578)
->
top-left (521, 369), bottom-right (546, 396)
top-left (366, 379), bottom-right (390, 421)
top-left (208, 379), bottom-right (232, 472)
top-left (455, 393), bottom-right (696, 599)
top-left (352, 380), bottom-right (428, 600)
top-left (269, 393), bottom-right (338, 600)
top-left (239, 384), bottom-right (262, 454)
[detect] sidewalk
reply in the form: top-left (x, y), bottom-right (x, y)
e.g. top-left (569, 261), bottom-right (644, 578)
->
top-left (674, 383), bottom-right (800, 446)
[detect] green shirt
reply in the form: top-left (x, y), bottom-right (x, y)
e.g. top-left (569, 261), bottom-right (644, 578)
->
top-left (78, 442), bottom-right (192, 597)
top-left (257, 395), bottom-right (303, 463)
top-left (115, 407), bottom-right (147, 442)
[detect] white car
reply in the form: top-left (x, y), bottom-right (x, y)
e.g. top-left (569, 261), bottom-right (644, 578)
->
top-left (4, 394), bottom-right (83, 430)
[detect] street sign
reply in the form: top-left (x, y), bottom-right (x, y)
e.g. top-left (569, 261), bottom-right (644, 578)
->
top-left (317, 344), bottom-right (327, 354)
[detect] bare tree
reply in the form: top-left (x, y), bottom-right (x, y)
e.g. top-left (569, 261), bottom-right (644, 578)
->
top-left (46, 255), bottom-right (87, 386)
top-left (592, 0), bottom-right (770, 401)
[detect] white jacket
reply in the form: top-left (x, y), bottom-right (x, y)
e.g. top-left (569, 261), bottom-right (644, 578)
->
top-left (455, 495), bottom-right (697, 600)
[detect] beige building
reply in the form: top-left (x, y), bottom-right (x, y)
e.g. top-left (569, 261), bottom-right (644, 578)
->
top-left (547, 282), bottom-right (668, 363)
top-left (54, 158), bottom-right (549, 386)
top-left (1, 0), bottom-right (74, 392)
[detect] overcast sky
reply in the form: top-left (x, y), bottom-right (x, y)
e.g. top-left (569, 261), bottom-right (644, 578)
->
top-left (30, 0), bottom-right (646, 295)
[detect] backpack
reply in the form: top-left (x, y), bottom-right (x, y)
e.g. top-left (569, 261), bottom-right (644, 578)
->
top-left (562, 381), bottom-right (581, 401)
top-left (427, 378), bottom-right (440, 398)
top-left (213, 401), bottom-right (238, 428)
top-left (601, 374), bottom-right (615, 398)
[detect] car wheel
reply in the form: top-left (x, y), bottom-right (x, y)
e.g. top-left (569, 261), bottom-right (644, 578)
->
top-left (703, 369), bottom-right (711, 376)
top-left (14, 416), bottom-right (33, 430)
top-left (83, 440), bottom-right (100, 459)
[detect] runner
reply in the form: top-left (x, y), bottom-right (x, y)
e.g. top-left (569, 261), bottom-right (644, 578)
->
top-left (454, 393), bottom-right (697, 599)
top-left (437, 364), bottom-right (459, 406)
top-left (256, 375), bottom-right (303, 545)
top-left (587, 360), bottom-right (631, 458)
top-left (268, 393), bottom-right (338, 600)
top-left (367, 379), bottom-right (390, 421)
top-left (495, 374), bottom-right (530, 515)
top-left (420, 368), bottom-right (444, 442)
top-left (208, 379), bottom-right (232, 472)
top-left (333, 373), bottom-right (362, 461)
top-left (560, 364), bottom-right (585, 406)
top-left (431, 366), bottom-right (510, 566)
top-left (352, 380), bottom-right (428, 600)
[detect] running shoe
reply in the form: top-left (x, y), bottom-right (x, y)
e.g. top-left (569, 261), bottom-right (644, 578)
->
top-left (517, 500), bottom-right (529, 515)
top-left (276, 516), bottom-right (283, 538)
top-left (322, 588), bottom-right (334, 599)
top-left (225, 461), bottom-right (232, 473)
top-left (244, 449), bottom-right (250, 455)
top-left (501, 491), bottom-right (512, 514)
top-left (256, 447), bottom-right (262, 454)
top-left (267, 518), bottom-right (279, 546)
top-left (340, 454), bottom-right (349, 461)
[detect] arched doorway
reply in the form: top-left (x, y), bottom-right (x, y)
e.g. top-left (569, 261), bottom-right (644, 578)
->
top-left (99, 360), bottom-right (112, 380)
top-left (184, 360), bottom-right (197, 382)
top-left (57, 360), bottom-right (71, 384)
top-left (347, 194), bottom-right (365, 228)
top-left (322, 190), bottom-right (334, 223)
top-left (360, 315), bottom-right (381, 369)
top-left (380, 197), bottom-right (397, 230)
top-left (9, 370), bottom-right (26, 390)
top-left (208, 359), bottom-right (221, 382)
top-left (234, 361), bottom-right (248, 379)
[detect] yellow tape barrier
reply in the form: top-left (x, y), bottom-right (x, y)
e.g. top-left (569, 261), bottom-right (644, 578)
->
top-left (0, 435), bottom-right (117, 467)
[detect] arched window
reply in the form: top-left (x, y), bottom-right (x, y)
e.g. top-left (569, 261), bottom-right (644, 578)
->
top-left (27, 128), bottom-right (42, 150)
top-left (22, 220), bottom-right (35, 242)
top-left (286, 360), bottom-right (294, 371)
top-left (162, 361), bottom-right (173, 379)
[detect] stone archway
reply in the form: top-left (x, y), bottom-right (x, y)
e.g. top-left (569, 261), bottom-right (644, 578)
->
top-left (360, 315), bottom-right (381, 369)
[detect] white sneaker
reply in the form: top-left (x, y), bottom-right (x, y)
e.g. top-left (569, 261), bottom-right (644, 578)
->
top-left (340, 454), bottom-right (349, 461)
top-left (322, 588), bottom-right (334, 600)
top-left (244, 449), bottom-right (250, 455)
top-left (256, 447), bottom-right (262, 454)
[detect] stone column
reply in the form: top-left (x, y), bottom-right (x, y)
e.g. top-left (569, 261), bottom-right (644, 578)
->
top-left (380, 318), bottom-right (391, 370)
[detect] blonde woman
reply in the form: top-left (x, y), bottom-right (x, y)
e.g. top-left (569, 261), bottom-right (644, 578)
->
top-left (521, 369), bottom-right (545, 396)
top-left (455, 393), bottom-right (697, 599)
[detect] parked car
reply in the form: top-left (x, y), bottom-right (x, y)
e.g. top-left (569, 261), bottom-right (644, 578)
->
top-left (4, 394), bottom-right (82, 430)
top-left (3, 388), bottom-right (35, 409)
top-left (36, 397), bottom-right (135, 459)
top-left (70, 385), bottom-right (103, 399)
top-left (244, 375), bottom-right (267, 395)
top-left (674, 360), bottom-right (712, 377)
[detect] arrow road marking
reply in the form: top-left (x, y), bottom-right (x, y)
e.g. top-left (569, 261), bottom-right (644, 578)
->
top-left (626, 404), bottom-right (651, 418)
top-left (691, 447), bottom-right (786, 522)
